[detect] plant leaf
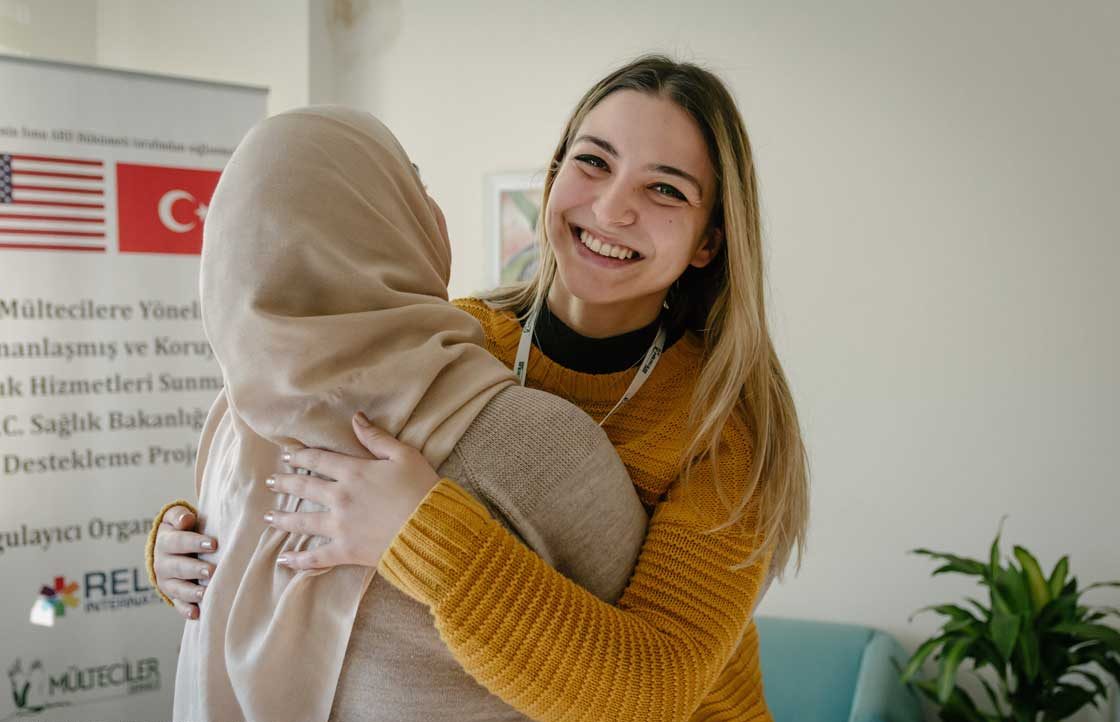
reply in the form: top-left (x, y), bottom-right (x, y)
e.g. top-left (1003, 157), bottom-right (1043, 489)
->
top-left (995, 566), bottom-right (1032, 613)
top-left (976, 675), bottom-right (1005, 718)
top-left (990, 611), bottom-right (1020, 663)
top-left (1053, 622), bottom-right (1120, 650)
top-left (938, 637), bottom-right (973, 704)
top-left (1067, 669), bottom-right (1109, 701)
top-left (1018, 621), bottom-right (1042, 681)
top-left (964, 596), bottom-right (992, 623)
top-left (967, 638), bottom-right (1006, 672)
top-left (1014, 545), bottom-right (1052, 612)
top-left (1069, 642), bottom-right (1120, 675)
top-left (913, 548), bottom-right (988, 577)
top-left (909, 678), bottom-right (991, 722)
top-left (1044, 683), bottom-right (1097, 721)
top-left (910, 603), bottom-right (982, 625)
top-left (990, 584), bottom-right (1013, 617)
top-left (900, 634), bottom-right (947, 682)
top-left (1039, 593), bottom-right (1078, 629)
top-left (1048, 556), bottom-right (1069, 599)
top-left (989, 516), bottom-right (1007, 582)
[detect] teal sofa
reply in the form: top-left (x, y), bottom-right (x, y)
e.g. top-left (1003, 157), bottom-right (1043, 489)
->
top-left (757, 617), bottom-right (925, 722)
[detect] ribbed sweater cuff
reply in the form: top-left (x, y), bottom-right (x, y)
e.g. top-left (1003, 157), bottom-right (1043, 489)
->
top-left (377, 478), bottom-right (493, 606)
top-left (146, 498), bottom-right (197, 606)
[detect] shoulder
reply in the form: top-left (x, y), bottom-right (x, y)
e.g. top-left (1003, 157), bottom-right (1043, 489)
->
top-left (460, 385), bottom-right (614, 488)
top-left (452, 297), bottom-right (521, 360)
top-left (457, 384), bottom-right (640, 520)
top-left (455, 386), bottom-right (647, 602)
top-left (451, 296), bottom-right (497, 322)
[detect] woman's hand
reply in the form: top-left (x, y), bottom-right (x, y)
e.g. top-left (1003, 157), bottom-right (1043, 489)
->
top-left (264, 412), bottom-right (441, 570)
top-left (153, 506), bottom-right (218, 620)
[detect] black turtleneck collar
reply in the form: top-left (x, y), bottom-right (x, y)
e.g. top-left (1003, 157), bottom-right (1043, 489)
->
top-left (521, 302), bottom-right (685, 375)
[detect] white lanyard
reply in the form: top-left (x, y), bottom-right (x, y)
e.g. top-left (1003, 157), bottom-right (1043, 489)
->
top-left (514, 303), bottom-right (667, 427)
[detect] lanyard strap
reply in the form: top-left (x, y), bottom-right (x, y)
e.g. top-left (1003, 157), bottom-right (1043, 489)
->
top-left (514, 303), bottom-right (666, 427)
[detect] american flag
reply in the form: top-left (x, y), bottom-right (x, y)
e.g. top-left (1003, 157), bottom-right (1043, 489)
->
top-left (0, 152), bottom-right (107, 253)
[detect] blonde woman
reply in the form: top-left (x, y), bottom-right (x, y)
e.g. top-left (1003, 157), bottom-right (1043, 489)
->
top-left (153, 55), bottom-right (810, 721)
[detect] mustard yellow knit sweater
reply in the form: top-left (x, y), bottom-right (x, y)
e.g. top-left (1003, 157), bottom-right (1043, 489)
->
top-left (377, 299), bottom-right (774, 722)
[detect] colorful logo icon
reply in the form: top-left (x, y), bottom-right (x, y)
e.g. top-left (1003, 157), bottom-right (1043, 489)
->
top-left (29, 577), bottom-right (80, 627)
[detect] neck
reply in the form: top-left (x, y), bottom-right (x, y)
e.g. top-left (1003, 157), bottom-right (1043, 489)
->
top-left (546, 276), bottom-right (665, 339)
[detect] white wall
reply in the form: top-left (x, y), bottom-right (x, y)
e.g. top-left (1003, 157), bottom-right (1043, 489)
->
top-left (1, 1), bottom-right (310, 115)
top-left (0, 0), bottom-right (97, 61)
top-left (334, 1), bottom-right (1119, 715)
top-left (94, 0), bottom-right (310, 116)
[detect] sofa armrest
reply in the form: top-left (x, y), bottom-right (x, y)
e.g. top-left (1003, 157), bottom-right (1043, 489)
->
top-left (849, 630), bottom-right (924, 722)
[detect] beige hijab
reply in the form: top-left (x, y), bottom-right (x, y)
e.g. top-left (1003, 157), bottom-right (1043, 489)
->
top-left (175, 106), bottom-right (515, 722)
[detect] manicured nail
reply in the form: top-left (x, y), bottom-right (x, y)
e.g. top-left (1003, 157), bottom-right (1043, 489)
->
top-left (187, 607), bottom-right (198, 620)
top-left (265, 477), bottom-right (276, 488)
top-left (281, 452), bottom-right (291, 464)
top-left (263, 511), bottom-right (274, 524)
top-left (354, 411), bottom-right (371, 428)
top-left (276, 555), bottom-right (289, 566)
top-left (195, 588), bottom-right (204, 601)
top-left (200, 539), bottom-right (215, 551)
top-left (173, 511), bottom-right (187, 526)
top-left (199, 566), bottom-right (210, 579)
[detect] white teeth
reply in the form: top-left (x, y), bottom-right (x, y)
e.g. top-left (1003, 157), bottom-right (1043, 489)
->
top-left (579, 229), bottom-right (637, 260)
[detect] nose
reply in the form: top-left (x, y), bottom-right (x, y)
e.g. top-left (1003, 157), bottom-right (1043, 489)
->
top-left (591, 176), bottom-right (637, 227)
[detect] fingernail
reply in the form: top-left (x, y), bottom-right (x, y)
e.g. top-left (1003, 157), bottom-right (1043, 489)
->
top-left (200, 539), bottom-right (214, 551)
top-left (199, 566), bottom-right (211, 579)
top-left (354, 411), bottom-right (371, 428)
top-left (265, 477), bottom-right (276, 488)
top-left (188, 607), bottom-right (199, 620)
top-left (281, 452), bottom-right (291, 464)
top-left (195, 588), bottom-right (204, 601)
top-left (263, 511), bottom-right (274, 524)
top-left (276, 555), bottom-right (289, 566)
top-left (173, 512), bottom-right (186, 526)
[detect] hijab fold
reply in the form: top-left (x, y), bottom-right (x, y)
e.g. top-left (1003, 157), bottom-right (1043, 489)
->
top-left (175, 106), bottom-right (514, 722)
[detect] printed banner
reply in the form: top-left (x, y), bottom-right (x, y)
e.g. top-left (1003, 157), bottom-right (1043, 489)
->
top-left (0, 55), bottom-right (265, 722)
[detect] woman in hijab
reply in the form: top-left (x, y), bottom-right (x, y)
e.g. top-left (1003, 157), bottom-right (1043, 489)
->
top-left (174, 105), bottom-right (646, 722)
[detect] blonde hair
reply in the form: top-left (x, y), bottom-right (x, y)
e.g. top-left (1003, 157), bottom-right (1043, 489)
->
top-left (482, 55), bottom-right (809, 578)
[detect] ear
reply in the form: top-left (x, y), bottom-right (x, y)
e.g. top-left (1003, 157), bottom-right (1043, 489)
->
top-left (689, 226), bottom-right (723, 269)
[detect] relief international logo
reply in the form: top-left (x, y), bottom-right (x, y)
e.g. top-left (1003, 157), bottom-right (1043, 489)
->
top-left (28, 568), bottom-right (158, 628)
top-left (29, 577), bottom-right (78, 628)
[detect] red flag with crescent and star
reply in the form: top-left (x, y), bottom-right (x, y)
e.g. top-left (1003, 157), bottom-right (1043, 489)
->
top-left (116, 162), bottom-right (222, 255)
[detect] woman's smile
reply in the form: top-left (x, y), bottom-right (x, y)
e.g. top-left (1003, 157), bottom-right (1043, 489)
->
top-left (569, 223), bottom-right (644, 266)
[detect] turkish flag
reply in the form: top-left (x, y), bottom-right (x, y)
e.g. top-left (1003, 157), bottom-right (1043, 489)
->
top-left (116, 163), bottom-right (222, 255)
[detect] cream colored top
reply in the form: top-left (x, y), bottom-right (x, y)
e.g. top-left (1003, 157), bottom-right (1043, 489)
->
top-left (329, 385), bottom-right (647, 721)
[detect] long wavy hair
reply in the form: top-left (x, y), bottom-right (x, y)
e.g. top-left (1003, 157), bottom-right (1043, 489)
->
top-left (482, 55), bottom-right (809, 577)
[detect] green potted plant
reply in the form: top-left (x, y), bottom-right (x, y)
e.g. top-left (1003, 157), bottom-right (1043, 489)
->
top-left (902, 522), bottom-right (1120, 721)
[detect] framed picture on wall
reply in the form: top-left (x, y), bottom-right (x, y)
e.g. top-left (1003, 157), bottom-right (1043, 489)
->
top-left (486, 172), bottom-right (545, 285)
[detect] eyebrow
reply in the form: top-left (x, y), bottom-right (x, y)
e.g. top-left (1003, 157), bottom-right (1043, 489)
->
top-left (572, 134), bottom-right (704, 200)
